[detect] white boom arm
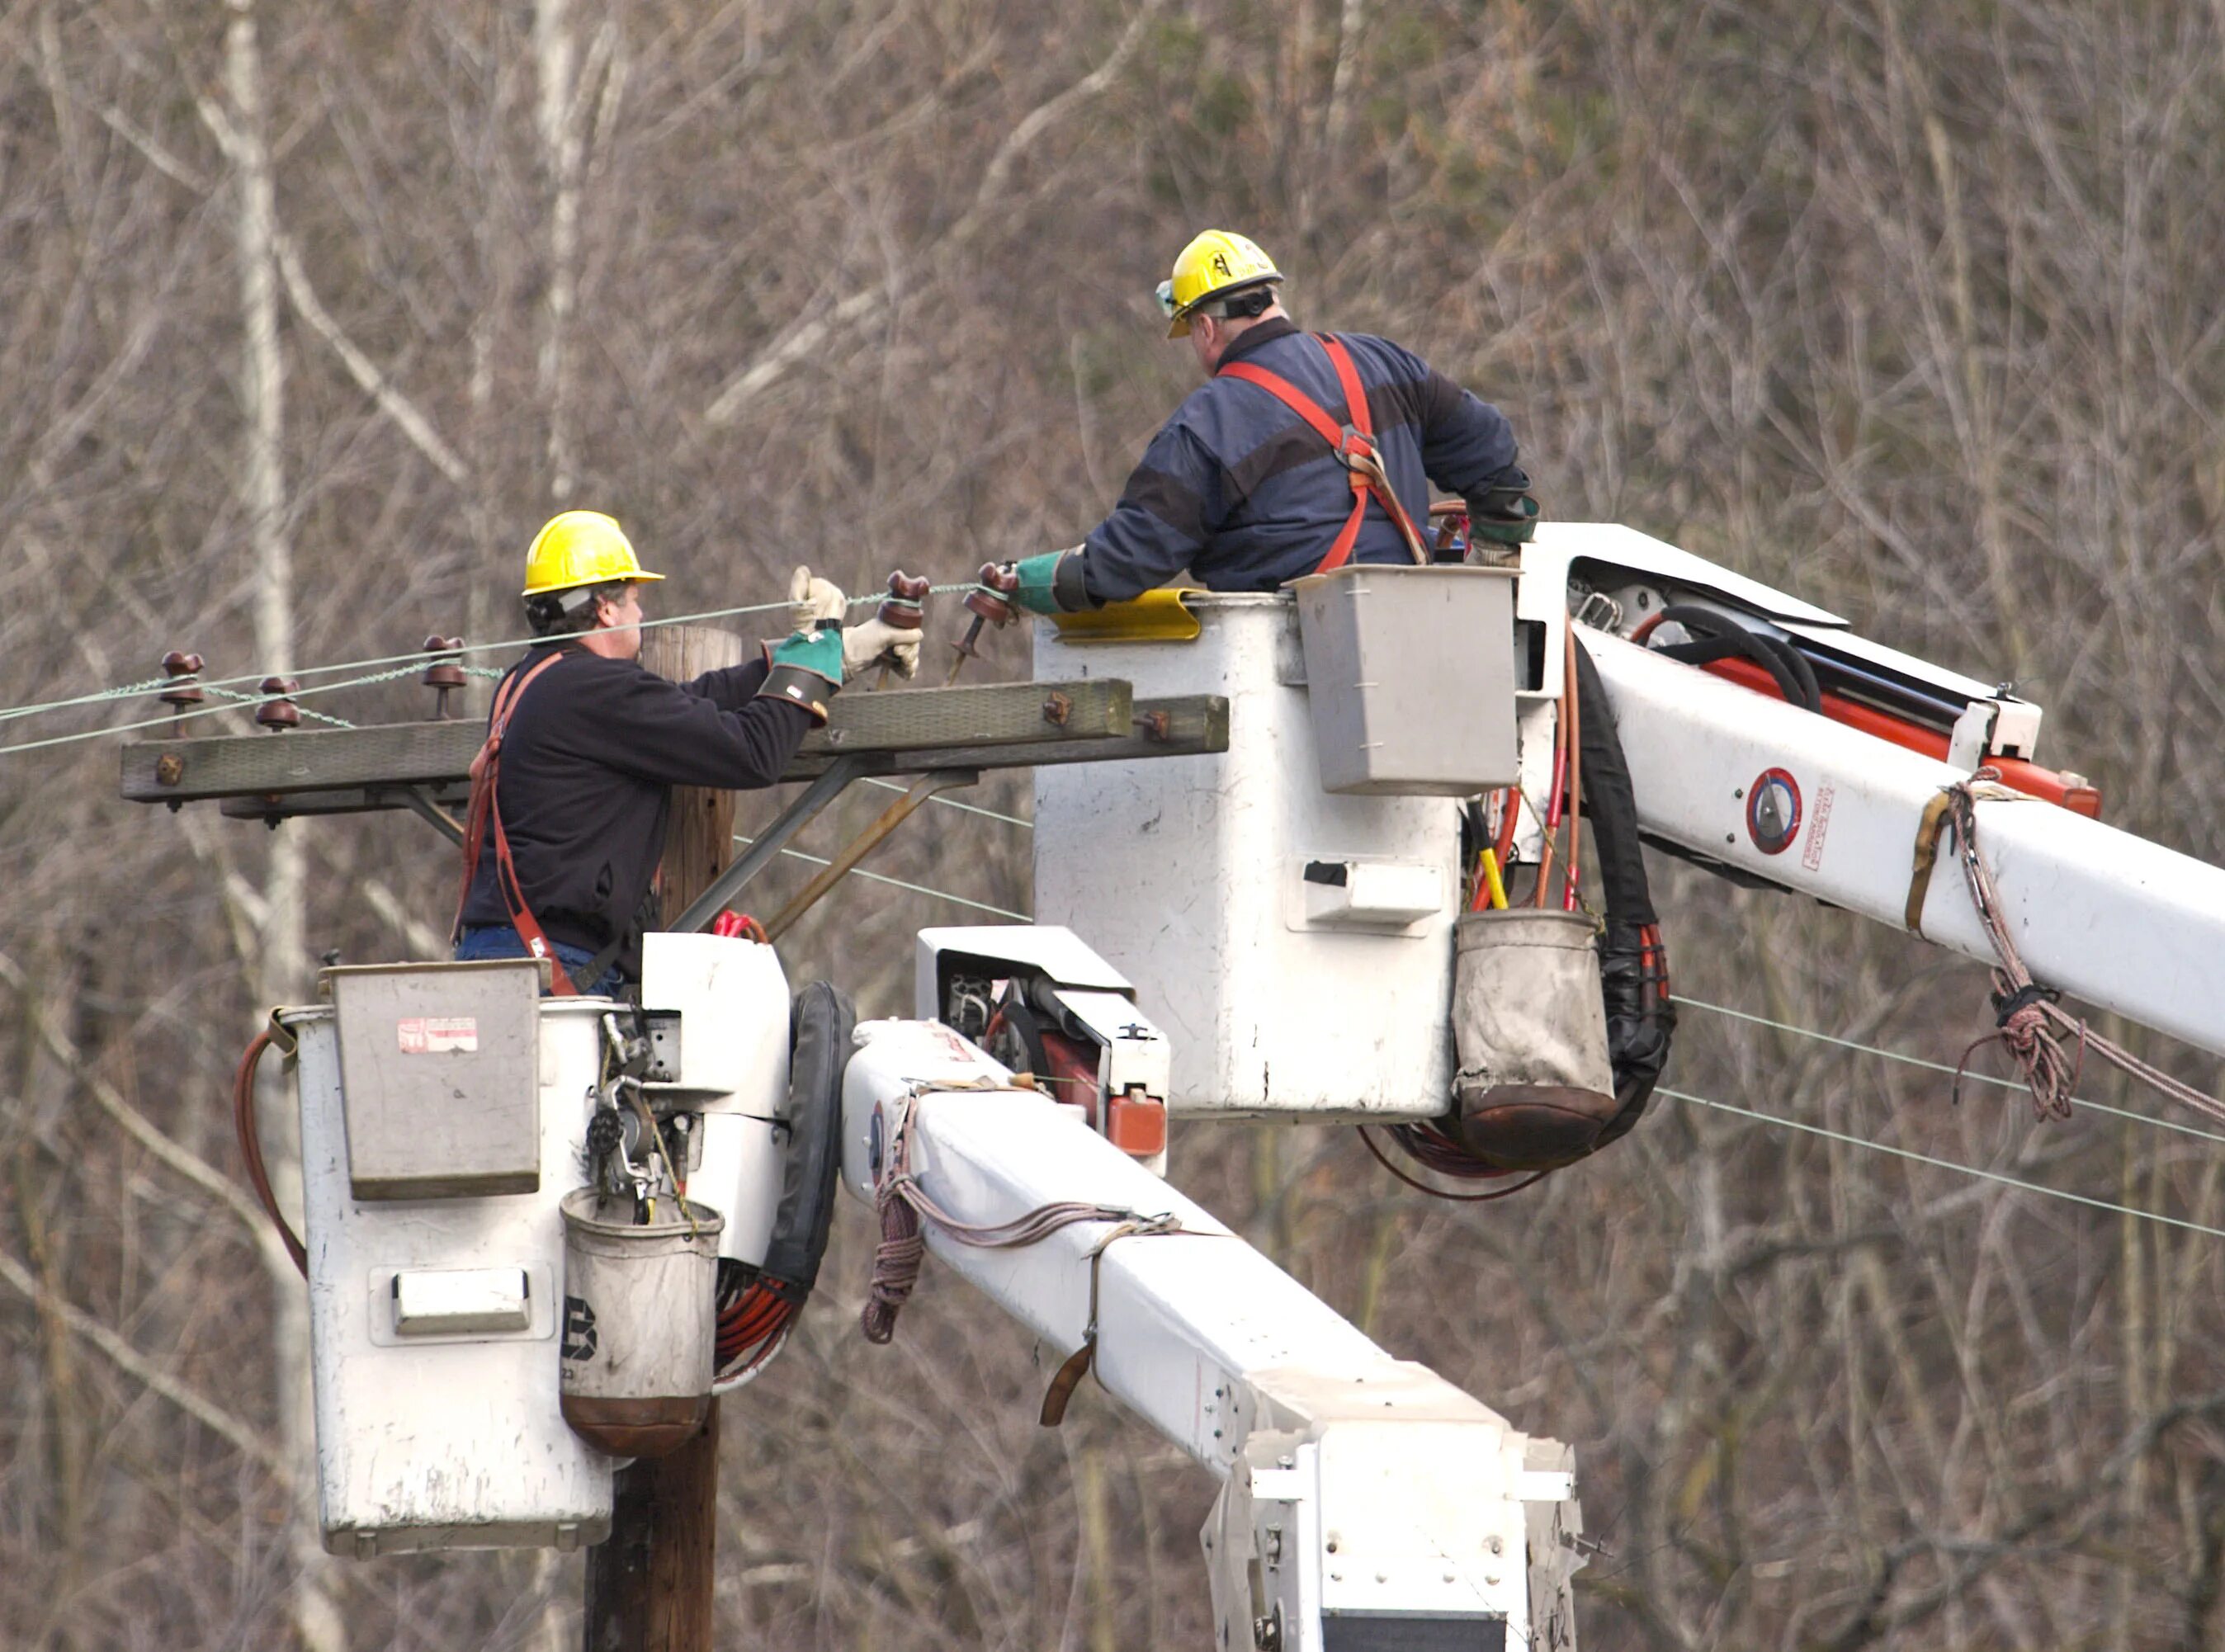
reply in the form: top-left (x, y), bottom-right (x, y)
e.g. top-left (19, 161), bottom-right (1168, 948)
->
top-left (842, 1019), bottom-right (1583, 1651)
top-left (1585, 630), bottom-right (2225, 1057)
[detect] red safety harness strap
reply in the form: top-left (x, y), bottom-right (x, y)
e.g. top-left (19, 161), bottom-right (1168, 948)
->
top-left (1217, 333), bottom-right (1429, 573)
top-left (452, 651), bottom-right (580, 995)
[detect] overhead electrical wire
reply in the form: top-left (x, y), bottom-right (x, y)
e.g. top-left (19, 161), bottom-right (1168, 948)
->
top-left (730, 831), bottom-right (1032, 921)
top-left (695, 852), bottom-right (2222, 1234)
top-left (0, 585), bottom-right (979, 758)
top-left (1672, 994), bottom-right (2225, 1149)
top-left (857, 773), bottom-right (1033, 829)
top-left (1662, 1086), bottom-right (2225, 1241)
top-left (709, 829), bottom-right (2223, 1235)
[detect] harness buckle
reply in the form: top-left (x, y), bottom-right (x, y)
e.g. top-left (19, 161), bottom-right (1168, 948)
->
top-left (1333, 424), bottom-right (1377, 468)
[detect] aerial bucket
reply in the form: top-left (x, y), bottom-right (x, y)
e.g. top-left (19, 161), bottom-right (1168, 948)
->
top-left (559, 1192), bottom-right (723, 1458)
top-left (1448, 909), bottom-right (1618, 1169)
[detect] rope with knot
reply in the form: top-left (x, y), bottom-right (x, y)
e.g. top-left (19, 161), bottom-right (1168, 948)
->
top-left (1930, 772), bottom-right (2225, 1127)
top-left (859, 1086), bottom-right (1173, 1345)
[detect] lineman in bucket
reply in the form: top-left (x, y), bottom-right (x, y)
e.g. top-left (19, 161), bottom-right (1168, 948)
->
top-left (451, 510), bottom-right (919, 995)
top-left (993, 229), bottom-right (1541, 614)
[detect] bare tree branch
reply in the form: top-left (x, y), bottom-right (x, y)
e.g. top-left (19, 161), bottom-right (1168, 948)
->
top-left (0, 1241), bottom-right (290, 1479)
top-left (0, 951), bottom-right (267, 1238)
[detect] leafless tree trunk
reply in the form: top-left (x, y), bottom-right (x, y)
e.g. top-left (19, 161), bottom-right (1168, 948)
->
top-left (536, 0), bottom-right (585, 503)
top-left (220, 3), bottom-right (332, 1648)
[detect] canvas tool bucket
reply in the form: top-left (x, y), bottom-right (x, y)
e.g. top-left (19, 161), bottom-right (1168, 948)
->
top-left (559, 1192), bottom-right (722, 1458)
top-left (1449, 909), bottom-right (1618, 1169)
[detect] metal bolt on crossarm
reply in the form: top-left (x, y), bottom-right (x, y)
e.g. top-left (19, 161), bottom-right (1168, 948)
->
top-left (421, 636), bottom-right (467, 719)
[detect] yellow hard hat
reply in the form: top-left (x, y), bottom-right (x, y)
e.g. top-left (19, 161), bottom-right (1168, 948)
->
top-left (520, 510), bottom-right (664, 598)
top-left (1155, 229), bottom-right (1283, 337)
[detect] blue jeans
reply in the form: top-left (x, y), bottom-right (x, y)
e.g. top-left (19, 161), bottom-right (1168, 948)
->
top-left (454, 924), bottom-right (626, 997)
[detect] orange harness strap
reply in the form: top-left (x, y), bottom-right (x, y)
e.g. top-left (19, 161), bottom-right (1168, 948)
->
top-left (452, 651), bottom-right (580, 995)
top-left (1217, 333), bottom-right (1429, 573)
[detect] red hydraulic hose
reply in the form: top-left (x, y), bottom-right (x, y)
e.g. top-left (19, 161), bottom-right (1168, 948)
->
top-left (1533, 694), bottom-right (1569, 907)
top-left (234, 1027), bottom-right (307, 1277)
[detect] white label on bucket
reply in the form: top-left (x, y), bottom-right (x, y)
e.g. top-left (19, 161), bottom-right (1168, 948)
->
top-left (397, 1015), bottom-right (479, 1054)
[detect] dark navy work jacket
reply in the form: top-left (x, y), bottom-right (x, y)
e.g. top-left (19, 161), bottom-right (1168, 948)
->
top-left (457, 642), bottom-right (812, 976)
top-left (1078, 318), bottom-right (1528, 599)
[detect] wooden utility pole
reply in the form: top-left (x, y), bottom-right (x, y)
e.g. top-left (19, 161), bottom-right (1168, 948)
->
top-left (582, 624), bottom-right (741, 1652)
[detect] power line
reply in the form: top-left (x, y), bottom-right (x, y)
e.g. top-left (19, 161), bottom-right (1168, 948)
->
top-left (0, 586), bottom-right (979, 759)
top-left (1673, 994), bottom-right (2225, 1148)
top-left (0, 663), bottom-right (429, 754)
top-left (1661, 1087), bottom-right (2225, 1240)
top-left (3, 597), bottom-right (784, 727)
top-left (857, 774), bottom-right (1033, 830)
top-left (730, 833), bottom-right (1032, 921)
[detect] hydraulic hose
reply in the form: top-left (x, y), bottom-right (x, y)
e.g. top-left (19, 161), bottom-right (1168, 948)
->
top-left (1649, 603), bottom-right (1821, 712)
top-left (758, 980), bottom-right (854, 1300)
top-left (1571, 639), bottom-right (1675, 1146)
top-left (716, 980), bottom-right (853, 1386)
top-left (233, 1024), bottom-right (307, 1277)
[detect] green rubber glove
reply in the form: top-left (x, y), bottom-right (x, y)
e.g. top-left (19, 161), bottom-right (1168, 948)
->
top-left (1467, 490), bottom-right (1540, 547)
top-left (770, 625), bottom-right (843, 683)
top-left (756, 625), bottom-right (845, 722)
top-left (1012, 550), bottom-right (1067, 616)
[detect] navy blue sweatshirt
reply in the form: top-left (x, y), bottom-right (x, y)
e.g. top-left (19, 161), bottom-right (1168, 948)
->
top-left (1079, 318), bottom-right (1528, 597)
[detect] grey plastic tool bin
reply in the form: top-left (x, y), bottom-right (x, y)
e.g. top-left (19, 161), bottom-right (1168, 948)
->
top-left (1291, 564), bottom-right (1520, 796)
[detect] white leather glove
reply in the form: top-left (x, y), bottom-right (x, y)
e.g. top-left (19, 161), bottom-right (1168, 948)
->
top-left (787, 566), bottom-right (848, 634)
top-left (843, 616), bottom-right (923, 679)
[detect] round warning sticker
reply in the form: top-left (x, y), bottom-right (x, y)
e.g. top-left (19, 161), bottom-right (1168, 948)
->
top-left (1746, 768), bottom-right (1802, 855)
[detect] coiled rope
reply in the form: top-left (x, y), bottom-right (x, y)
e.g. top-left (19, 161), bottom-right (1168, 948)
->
top-left (859, 1085), bottom-right (1176, 1346)
top-left (1934, 772), bottom-right (2225, 1128)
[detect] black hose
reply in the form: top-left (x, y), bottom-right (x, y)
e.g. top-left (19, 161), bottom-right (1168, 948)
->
top-left (758, 980), bottom-right (855, 1301)
top-left (1572, 639), bottom-right (1675, 1146)
top-left (1573, 640), bottom-right (1653, 928)
top-left (1651, 603), bottom-right (1821, 712)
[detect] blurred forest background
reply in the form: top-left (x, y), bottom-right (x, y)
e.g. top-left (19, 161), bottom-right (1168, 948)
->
top-left (5, 0), bottom-right (2225, 1647)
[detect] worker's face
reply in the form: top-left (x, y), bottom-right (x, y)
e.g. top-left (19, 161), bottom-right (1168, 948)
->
top-left (594, 584), bottom-right (644, 658)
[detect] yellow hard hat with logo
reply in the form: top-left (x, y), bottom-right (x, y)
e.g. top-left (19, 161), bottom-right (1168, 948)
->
top-left (520, 510), bottom-right (665, 597)
top-left (1155, 230), bottom-right (1283, 338)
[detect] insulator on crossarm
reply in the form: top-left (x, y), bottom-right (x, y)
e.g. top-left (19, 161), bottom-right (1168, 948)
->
top-left (422, 635), bottom-right (466, 720)
top-left (256, 676), bottom-right (301, 732)
top-left (879, 573), bottom-right (931, 631)
top-left (158, 650), bottom-right (205, 736)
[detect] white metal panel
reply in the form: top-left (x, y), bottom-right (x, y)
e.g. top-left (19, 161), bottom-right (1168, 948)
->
top-left (1525, 521), bottom-right (1847, 628)
top-left (692, 1111), bottom-right (782, 1267)
top-left (292, 1003), bottom-right (615, 1557)
top-left (636, 931), bottom-right (789, 1115)
top-left (914, 924), bottom-right (1134, 1019)
top-left (1034, 598), bottom-right (1460, 1118)
top-left (1585, 629), bottom-right (2225, 1059)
